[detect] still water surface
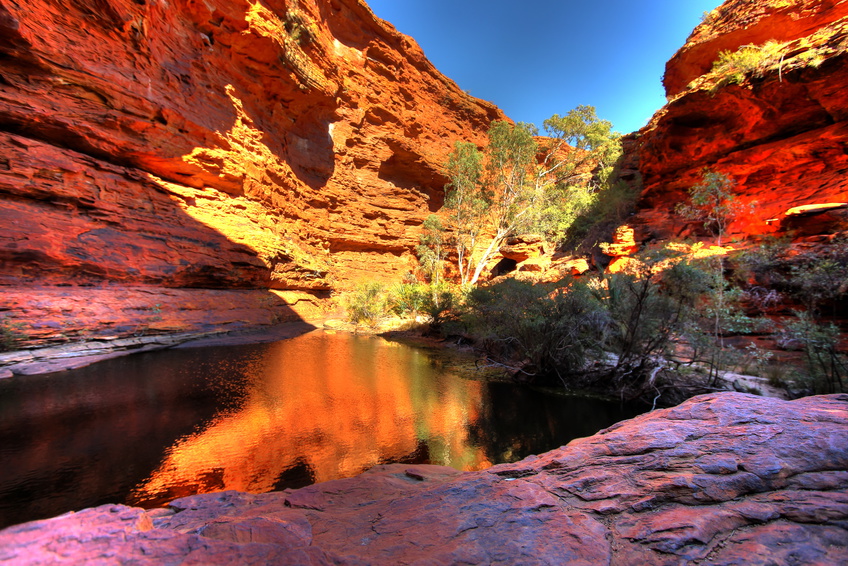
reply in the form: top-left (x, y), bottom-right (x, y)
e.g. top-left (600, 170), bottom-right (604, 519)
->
top-left (0, 330), bottom-right (641, 529)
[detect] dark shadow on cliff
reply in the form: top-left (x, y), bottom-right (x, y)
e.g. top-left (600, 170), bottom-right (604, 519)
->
top-left (378, 138), bottom-right (448, 213)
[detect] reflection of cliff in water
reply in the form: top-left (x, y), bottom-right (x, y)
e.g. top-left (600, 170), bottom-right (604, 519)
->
top-left (129, 332), bottom-right (490, 507)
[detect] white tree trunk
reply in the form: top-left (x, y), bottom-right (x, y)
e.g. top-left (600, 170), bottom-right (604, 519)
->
top-left (469, 232), bottom-right (506, 285)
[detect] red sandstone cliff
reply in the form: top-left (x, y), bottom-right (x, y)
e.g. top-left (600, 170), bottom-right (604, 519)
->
top-left (628, 0), bottom-right (848, 243)
top-left (0, 0), bottom-right (503, 348)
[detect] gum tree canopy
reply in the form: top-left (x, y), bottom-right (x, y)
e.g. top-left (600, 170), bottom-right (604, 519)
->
top-left (443, 105), bottom-right (621, 285)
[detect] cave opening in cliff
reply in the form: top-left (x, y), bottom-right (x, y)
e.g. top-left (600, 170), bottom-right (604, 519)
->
top-left (490, 258), bottom-right (517, 278)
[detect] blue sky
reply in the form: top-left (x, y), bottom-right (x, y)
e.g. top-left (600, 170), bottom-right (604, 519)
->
top-left (366, 0), bottom-right (724, 134)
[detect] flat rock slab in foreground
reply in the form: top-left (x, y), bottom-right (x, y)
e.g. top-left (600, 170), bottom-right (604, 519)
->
top-left (2, 393), bottom-right (846, 565)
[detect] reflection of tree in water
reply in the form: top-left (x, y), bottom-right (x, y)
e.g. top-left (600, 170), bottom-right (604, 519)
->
top-left (468, 382), bottom-right (642, 465)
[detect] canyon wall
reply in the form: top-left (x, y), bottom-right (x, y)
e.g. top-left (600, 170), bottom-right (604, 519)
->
top-left (5, 0), bottom-right (848, 352)
top-left (628, 0), bottom-right (848, 243)
top-left (0, 0), bottom-right (503, 347)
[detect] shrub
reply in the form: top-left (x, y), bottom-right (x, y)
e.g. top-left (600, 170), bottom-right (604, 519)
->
top-left (344, 282), bottom-right (392, 327)
top-left (711, 40), bottom-right (787, 87)
top-left (675, 169), bottom-right (748, 245)
top-left (392, 281), bottom-right (464, 329)
top-left (738, 342), bottom-right (775, 377)
top-left (415, 215), bottom-right (447, 285)
top-left (463, 278), bottom-right (608, 384)
top-left (739, 236), bottom-right (848, 316)
top-left (392, 282), bottom-right (428, 317)
top-left (787, 241), bottom-right (848, 316)
top-left (780, 311), bottom-right (846, 393)
top-left (601, 261), bottom-right (704, 372)
top-left (0, 316), bottom-right (27, 352)
top-left (423, 282), bottom-right (462, 329)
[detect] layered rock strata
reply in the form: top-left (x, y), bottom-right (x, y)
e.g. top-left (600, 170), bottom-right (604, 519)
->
top-left (628, 0), bottom-right (848, 242)
top-left (0, 0), bottom-right (502, 350)
top-left (1, 392), bottom-right (845, 564)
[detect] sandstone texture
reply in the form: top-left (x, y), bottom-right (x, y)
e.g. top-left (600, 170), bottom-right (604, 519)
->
top-left (628, 0), bottom-right (848, 243)
top-left (0, 0), bottom-right (503, 351)
top-left (1, 392), bottom-right (845, 565)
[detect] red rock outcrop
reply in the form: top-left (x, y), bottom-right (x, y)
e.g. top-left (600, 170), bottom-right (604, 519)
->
top-left (628, 0), bottom-right (848, 243)
top-left (0, 0), bottom-right (503, 349)
top-left (664, 0), bottom-right (848, 97)
top-left (2, 392), bottom-right (845, 564)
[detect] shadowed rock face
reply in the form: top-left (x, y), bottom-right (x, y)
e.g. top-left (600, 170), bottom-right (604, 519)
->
top-left (1, 393), bottom-right (846, 564)
top-left (0, 0), bottom-right (503, 345)
top-left (628, 0), bottom-right (848, 243)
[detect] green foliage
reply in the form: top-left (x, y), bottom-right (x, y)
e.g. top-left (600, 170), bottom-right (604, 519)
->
top-left (675, 168), bottom-right (747, 245)
top-left (711, 41), bottom-right (787, 87)
top-left (284, 7), bottom-right (316, 45)
top-left (459, 255), bottom-right (741, 394)
top-left (787, 242), bottom-right (848, 316)
top-left (674, 172), bottom-right (759, 382)
top-left (0, 316), bottom-right (27, 352)
top-left (738, 342), bottom-right (775, 378)
top-left (444, 141), bottom-right (486, 285)
top-left (424, 282), bottom-right (462, 328)
top-left (344, 282), bottom-right (392, 327)
top-left (682, 256), bottom-right (762, 382)
top-left (392, 282), bottom-right (428, 317)
top-left (451, 238), bottom-right (840, 399)
top-left (392, 281), bottom-right (461, 328)
top-left (463, 278), bottom-right (608, 382)
top-left (672, 171), bottom-right (747, 376)
top-left (415, 215), bottom-right (447, 285)
top-left (601, 260), bottom-right (705, 371)
top-left (739, 237), bottom-right (848, 393)
top-left (444, 121), bottom-right (544, 285)
top-left (442, 106), bottom-right (622, 284)
top-left (781, 311), bottom-right (846, 393)
top-left (542, 106), bottom-right (621, 185)
top-left (533, 107), bottom-right (624, 244)
top-left (740, 236), bottom-right (848, 316)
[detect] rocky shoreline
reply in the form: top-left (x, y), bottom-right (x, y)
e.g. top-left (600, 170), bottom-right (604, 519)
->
top-left (0, 320), bottom-right (321, 379)
top-left (2, 392), bottom-right (845, 565)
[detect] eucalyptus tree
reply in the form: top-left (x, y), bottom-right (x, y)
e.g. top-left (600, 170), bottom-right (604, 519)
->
top-left (443, 106), bottom-right (621, 285)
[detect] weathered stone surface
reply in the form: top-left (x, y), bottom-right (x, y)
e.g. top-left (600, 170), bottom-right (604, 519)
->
top-left (0, 0), bottom-right (503, 347)
top-left (628, 0), bottom-right (848, 244)
top-left (2, 393), bottom-right (845, 564)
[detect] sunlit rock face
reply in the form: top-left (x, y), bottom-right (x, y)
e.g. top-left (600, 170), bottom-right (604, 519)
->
top-left (2, 393), bottom-right (846, 564)
top-left (627, 0), bottom-right (848, 243)
top-left (0, 0), bottom-right (503, 344)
